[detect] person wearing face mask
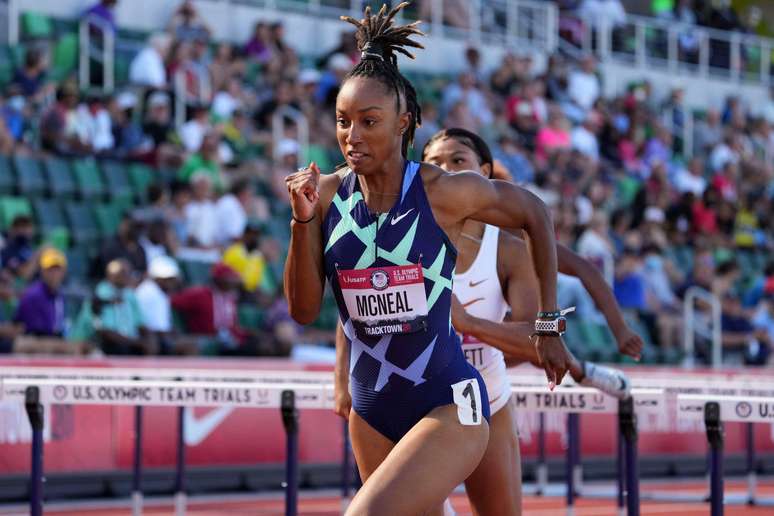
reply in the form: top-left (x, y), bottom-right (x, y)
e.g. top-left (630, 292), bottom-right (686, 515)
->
top-left (222, 223), bottom-right (267, 293)
top-left (1, 215), bottom-right (39, 281)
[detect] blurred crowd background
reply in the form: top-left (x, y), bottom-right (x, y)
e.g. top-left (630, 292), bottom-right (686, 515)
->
top-left (0, 0), bottom-right (772, 367)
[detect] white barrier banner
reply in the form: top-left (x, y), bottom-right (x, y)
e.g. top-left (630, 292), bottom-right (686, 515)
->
top-left (1, 379), bottom-right (332, 409)
top-left (677, 394), bottom-right (774, 423)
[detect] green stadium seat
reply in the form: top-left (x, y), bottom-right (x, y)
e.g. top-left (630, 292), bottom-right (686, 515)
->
top-left (13, 155), bottom-right (47, 196)
top-left (64, 202), bottom-right (101, 245)
top-left (179, 259), bottom-right (212, 285)
top-left (0, 47), bottom-right (13, 87)
top-left (0, 155), bottom-right (16, 194)
top-left (93, 203), bottom-right (123, 238)
top-left (50, 33), bottom-right (78, 82)
top-left (0, 196), bottom-right (32, 229)
top-left (9, 45), bottom-right (25, 69)
top-left (65, 247), bottom-right (90, 283)
top-left (128, 163), bottom-right (155, 202)
top-left (100, 160), bottom-right (134, 203)
top-left (21, 12), bottom-right (53, 40)
top-left (32, 198), bottom-right (67, 233)
top-left (72, 158), bottom-right (105, 199)
top-left (43, 157), bottom-right (77, 198)
top-left (578, 321), bottom-right (617, 363)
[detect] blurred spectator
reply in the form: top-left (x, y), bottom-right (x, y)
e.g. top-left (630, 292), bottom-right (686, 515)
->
top-left (172, 262), bottom-right (256, 355)
top-left (614, 247), bottom-right (647, 311)
top-left (0, 272), bottom-right (22, 353)
top-left (83, 0), bottom-right (118, 32)
top-left (178, 130), bottom-right (223, 190)
top-left (136, 255), bottom-right (196, 355)
top-left (140, 218), bottom-right (177, 262)
top-left (419, 0), bottom-right (469, 29)
top-left (14, 248), bottom-right (66, 337)
top-left (210, 43), bottom-right (240, 93)
top-left (442, 72), bottom-right (493, 128)
top-left (674, 157), bottom-right (707, 196)
top-left (1, 215), bottom-right (38, 280)
top-left (166, 180), bottom-right (192, 244)
top-left (91, 259), bottom-right (156, 355)
top-left (215, 178), bottom-right (252, 246)
top-left (506, 79), bottom-right (547, 142)
top-left (75, 94), bottom-right (114, 154)
top-left (254, 78), bottom-right (299, 131)
top-left (571, 110), bottom-right (601, 161)
top-left (577, 0), bottom-right (627, 31)
top-left (494, 133), bottom-right (534, 184)
top-left (130, 33), bottom-right (173, 89)
top-left (40, 83), bottom-right (84, 155)
top-left (184, 174), bottom-right (218, 249)
top-left (12, 48), bottom-right (52, 101)
top-left (577, 212), bottom-right (614, 272)
top-left (271, 139), bottom-right (300, 202)
top-left (179, 104), bottom-right (212, 154)
top-left (167, 0), bottom-right (212, 43)
top-left (212, 77), bottom-right (247, 121)
top-left (244, 21), bottom-right (272, 63)
top-left (413, 101), bottom-right (441, 155)
top-left (694, 108), bottom-right (723, 154)
top-left (535, 106), bottom-right (571, 164)
top-left (567, 55), bottom-right (600, 113)
top-left (95, 212), bottom-right (148, 277)
top-left (222, 224), bottom-right (267, 293)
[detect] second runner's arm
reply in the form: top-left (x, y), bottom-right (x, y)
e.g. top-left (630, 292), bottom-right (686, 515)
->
top-left (556, 244), bottom-right (644, 359)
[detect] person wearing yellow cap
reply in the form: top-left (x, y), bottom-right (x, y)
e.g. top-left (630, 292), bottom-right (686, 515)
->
top-left (14, 248), bottom-right (67, 337)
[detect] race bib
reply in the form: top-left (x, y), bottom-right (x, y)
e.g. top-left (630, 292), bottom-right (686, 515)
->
top-left (337, 264), bottom-right (428, 338)
top-left (451, 378), bottom-right (482, 426)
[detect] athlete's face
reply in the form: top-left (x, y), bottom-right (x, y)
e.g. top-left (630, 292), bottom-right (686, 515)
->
top-left (336, 76), bottom-right (410, 175)
top-left (423, 138), bottom-right (491, 177)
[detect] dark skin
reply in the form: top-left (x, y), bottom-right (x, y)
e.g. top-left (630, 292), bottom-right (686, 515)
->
top-left (285, 76), bottom-right (569, 385)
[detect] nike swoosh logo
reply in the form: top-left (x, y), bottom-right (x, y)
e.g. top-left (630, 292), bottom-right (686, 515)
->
top-left (469, 279), bottom-right (487, 288)
top-left (462, 297), bottom-right (485, 308)
top-left (183, 406), bottom-right (234, 446)
top-left (390, 209), bottom-right (414, 225)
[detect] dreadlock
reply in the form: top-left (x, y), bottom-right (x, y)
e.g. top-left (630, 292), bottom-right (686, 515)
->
top-left (341, 2), bottom-right (424, 157)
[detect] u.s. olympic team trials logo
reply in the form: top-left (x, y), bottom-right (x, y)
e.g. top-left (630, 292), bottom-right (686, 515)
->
top-left (370, 270), bottom-right (390, 291)
top-left (735, 401), bottom-right (752, 419)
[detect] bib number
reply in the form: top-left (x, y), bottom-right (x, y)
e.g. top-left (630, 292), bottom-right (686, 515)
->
top-left (452, 378), bottom-right (482, 426)
top-left (338, 264), bottom-right (428, 338)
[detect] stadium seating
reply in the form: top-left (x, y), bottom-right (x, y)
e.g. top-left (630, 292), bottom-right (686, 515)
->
top-left (72, 158), bottom-right (106, 199)
top-left (100, 160), bottom-right (134, 204)
top-left (43, 156), bottom-right (78, 198)
top-left (64, 201), bottom-right (101, 245)
top-left (13, 155), bottom-right (47, 197)
top-left (0, 196), bottom-right (32, 229)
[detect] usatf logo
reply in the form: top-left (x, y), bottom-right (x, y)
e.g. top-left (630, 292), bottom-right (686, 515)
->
top-left (735, 401), bottom-right (753, 419)
top-left (53, 385), bottom-right (67, 401)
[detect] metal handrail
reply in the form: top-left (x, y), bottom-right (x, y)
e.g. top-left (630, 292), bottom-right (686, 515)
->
top-left (566, 10), bottom-right (774, 86)
top-left (271, 105), bottom-right (309, 168)
top-left (682, 286), bottom-right (722, 369)
top-left (79, 13), bottom-right (115, 92)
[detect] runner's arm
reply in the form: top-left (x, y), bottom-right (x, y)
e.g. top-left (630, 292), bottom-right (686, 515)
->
top-left (556, 244), bottom-right (643, 359)
top-left (284, 164), bottom-right (328, 324)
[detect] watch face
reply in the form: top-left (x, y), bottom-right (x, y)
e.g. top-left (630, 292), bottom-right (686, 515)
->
top-left (557, 318), bottom-right (566, 333)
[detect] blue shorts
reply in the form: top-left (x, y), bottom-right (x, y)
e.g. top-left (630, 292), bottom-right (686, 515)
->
top-left (351, 351), bottom-right (491, 442)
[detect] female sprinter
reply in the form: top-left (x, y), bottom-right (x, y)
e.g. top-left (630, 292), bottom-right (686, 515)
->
top-left (335, 129), bottom-right (644, 515)
top-left (284, 4), bottom-right (572, 515)
top-left (423, 128), bottom-right (643, 514)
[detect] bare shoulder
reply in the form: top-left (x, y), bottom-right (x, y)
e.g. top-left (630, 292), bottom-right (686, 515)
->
top-left (420, 162), bottom-right (490, 216)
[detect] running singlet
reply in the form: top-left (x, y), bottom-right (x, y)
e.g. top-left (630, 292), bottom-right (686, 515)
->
top-left (453, 224), bottom-right (511, 413)
top-left (323, 161), bottom-right (490, 441)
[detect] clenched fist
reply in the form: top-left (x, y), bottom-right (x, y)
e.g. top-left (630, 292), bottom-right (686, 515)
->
top-left (285, 162), bottom-right (321, 222)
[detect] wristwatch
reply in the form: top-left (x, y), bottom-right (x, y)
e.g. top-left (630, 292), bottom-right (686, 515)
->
top-left (534, 307), bottom-right (576, 337)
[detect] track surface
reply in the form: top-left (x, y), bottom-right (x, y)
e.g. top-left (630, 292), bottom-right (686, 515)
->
top-left (3, 481), bottom-right (773, 516)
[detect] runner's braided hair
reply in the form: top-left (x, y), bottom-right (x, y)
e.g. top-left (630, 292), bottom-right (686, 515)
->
top-left (341, 2), bottom-right (424, 156)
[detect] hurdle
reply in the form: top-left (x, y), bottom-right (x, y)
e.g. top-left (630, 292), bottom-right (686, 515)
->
top-left (1, 377), bottom-right (332, 516)
top-left (4, 367), bottom-right (774, 516)
top-left (677, 394), bottom-right (774, 515)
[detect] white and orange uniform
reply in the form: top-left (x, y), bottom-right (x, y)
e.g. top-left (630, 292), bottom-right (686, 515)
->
top-left (453, 224), bottom-right (511, 415)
